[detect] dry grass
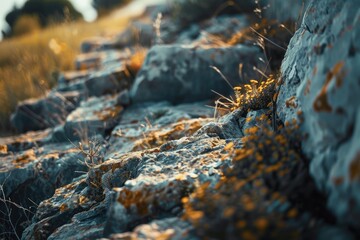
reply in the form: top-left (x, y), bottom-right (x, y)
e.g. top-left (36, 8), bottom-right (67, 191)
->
top-left (0, 13), bottom-right (131, 135)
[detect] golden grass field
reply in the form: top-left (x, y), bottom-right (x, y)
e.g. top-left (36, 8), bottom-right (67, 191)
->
top-left (0, 13), bottom-right (131, 135)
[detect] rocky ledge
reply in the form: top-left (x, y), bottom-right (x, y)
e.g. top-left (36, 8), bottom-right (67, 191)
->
top-left (1, 0), bottom-right (360, 239)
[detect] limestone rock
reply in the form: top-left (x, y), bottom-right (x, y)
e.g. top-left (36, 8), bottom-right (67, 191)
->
top-left (277, 0), bottom-right (360, 227)
top-left (85, 62), bottom-right (133, 97)
top-left (62, 94), bottom-right (124, 140)
top-left (130, 44), bottom-right (267, 103)
top-left (11, 91), bottom-right (82, 133)
top-left (0, 143), bottom-right (87, 236)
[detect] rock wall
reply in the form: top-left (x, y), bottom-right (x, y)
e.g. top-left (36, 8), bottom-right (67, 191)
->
top-left (277, 0), bottom-right (360, 227)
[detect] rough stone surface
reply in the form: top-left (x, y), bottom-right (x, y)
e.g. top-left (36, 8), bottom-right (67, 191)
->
top-left (176, 14), bottom-right (250, 45)
top-left (108, 217), bottom-right (194, 240)
top-left (277, 0), bottom-right (360, 227)
top-left (62, 94), bottom-right (123, 141)
top-left (0, 143), bottom-right (87, 237)
top-left (130, 44), bottom-right (267, 103)
top-left (81, 37), bottom-right (117, 53)
top-left (10, 91), bottom-right (82, 133)
top-left (85, 62), bottom-right (133, 97)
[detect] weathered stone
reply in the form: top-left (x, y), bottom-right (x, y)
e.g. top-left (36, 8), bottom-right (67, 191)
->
top-left (75, 50), bottom-right (130, 71)
top-left (107, 217), bottom-right (195, 240)
top-left (115, 21), bottom-right (155, 47)
top-left (0, 143), bottom-right (87, 237)
top-left (11, 91), bottom-right (82, 133)
top-left (103, 179), bottom-right (191, 236)
top-left (63, 94), bottom-right (123, 140)
top-left (195, 110), bottom-right (244, 139)
top-left (242, 109), bottom-right (269, 134)
top-left (277, 0), bottom-right (360, 228)
top-left (130, 44), bottom-right (267, 103)
top-left (81, 37), bottom-right (117, 53)
top-left (57, 70), bottom-right (91, 86)
top-left (85, 62), bottom-right (133, 97)
top-left (262, 0), bottom-right (309, 22)
top-left (177, 14), bottom-right (250, 45)
top-left (106, 101), bottom-right (213, 156)
top-left (0, 129), bottom-right (51, 153)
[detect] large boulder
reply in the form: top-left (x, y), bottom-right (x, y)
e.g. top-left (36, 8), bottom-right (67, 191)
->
top-left (130, 44), bottom-right (267, 103)
top-left (277, 0), bottom-right (360, 227)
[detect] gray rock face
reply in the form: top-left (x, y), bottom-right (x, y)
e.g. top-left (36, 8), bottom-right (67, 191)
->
top-left (85, 62), bottom-right (133, 97)
top-left (0, 143), bottom-right (87, 237)
top-left (0, 129), bottom-right (51, 153)
top-left (106, 101), bottom-right (214, 156)
top-left (176, 14), bottom-right (250, 45)
top-left (20, 101), bottom-right (231, 239)
top-left (75, 50), bottom-right (130, 71)
top-left (11, 91), bottom-right (82, 133)
top-left (62, 94), bottom-right (123, 141)
top-left (108, 217), bottom-right (194, 240)
top-left (262, 0), bottom-right (309, 22)
top-left (277, 0), bottom-right (360, 227)
top-left (130, 44), bottom-right (267, 103)
top-left (81, 37), bottom-right (117, 53)
top-left (115, 21), bottom-right (155, 47)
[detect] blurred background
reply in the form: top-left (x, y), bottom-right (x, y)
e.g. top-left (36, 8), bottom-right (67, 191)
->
top-left (0, 0), bottom-right (97, 38)
top-left (0, 0), bottom-right (162, 135)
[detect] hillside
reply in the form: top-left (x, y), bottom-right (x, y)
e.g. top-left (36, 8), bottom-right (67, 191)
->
top-left (1, 0), bottom-right (360, 239)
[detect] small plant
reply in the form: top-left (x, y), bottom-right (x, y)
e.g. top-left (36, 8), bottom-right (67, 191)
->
top-left (0, 174), bottom-right (34, 240)
top-left (232, 76), bottom-right (276, 111)
top-left (77, 137), bottom-right (105, 168)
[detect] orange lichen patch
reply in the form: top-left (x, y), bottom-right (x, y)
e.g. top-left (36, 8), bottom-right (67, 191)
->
top-left (287, 208), bottom-right (298, 218)
top-left (312, 66), bottom-right (318, 76)
top-left (156, 229), bottom-right (176, 240)
top-left (237, 220), bottom-right (247, 228)
top-left (224, 142), bottom-right (234, 151)
top-left (117, 180), bottom-right (188, 217)
top-left (94, 105), bottom-right (123, 122)
top-left (43, 152), bottom-right (60, 160)
top-left (242, 231), bottom-right (257, 240)
top-left (332, 177), bottom-right (344, 186)
top-left (349, 152), bottom-right (360, 181)
top-left (0, 145), bottom-right (7, 154)
top-left (126, 48), bottom-right (148, 76)
top-left (0, 129), bottom-right (51, 147)
top-left (12, 149), bottom-right (36, 167)
top-left (223, 207), bottom-right (236, 218)
top-left (255, 217), bottom-right (269, 231)
top-left (314, 61), bottom-right (346, 112)
top-left (59, 203), bottom-right (68, 213)
top-left (233, 148), bottom-right (254, 161)
top-left (78, 195), bottom-right (89, 205)
top-left (133, 119), bottom-right (208, 151)
top-left (285, 96), bottom-right (298, 108)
